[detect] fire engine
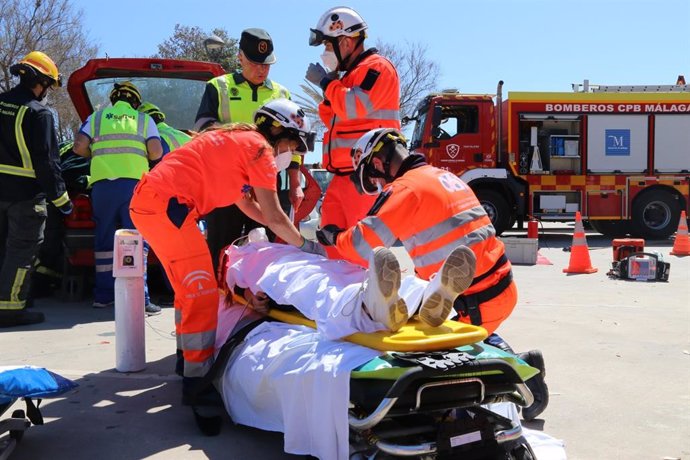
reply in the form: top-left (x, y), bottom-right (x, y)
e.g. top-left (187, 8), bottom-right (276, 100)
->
top-left (407, 79), bottom-right (690, 238)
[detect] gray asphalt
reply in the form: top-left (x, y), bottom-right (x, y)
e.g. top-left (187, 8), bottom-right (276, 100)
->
top-left (1, 223), bottom-right (688, 459)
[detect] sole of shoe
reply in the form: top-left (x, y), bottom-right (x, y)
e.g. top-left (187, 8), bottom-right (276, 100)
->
top-left (419, 246), bottom-right (476, 327)
top-left (92, 302), bottom-right (114, 309)
top-left (369, 247), bottom-right (408, 332)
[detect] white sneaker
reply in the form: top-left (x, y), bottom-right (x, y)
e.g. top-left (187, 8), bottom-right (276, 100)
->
top-left (362, 247), bottom-right (408, 332)
top-left (419, 245), bottom-right (476, 327)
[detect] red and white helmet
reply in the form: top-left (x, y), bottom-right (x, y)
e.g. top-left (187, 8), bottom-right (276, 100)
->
top-left (309, 6), bottom-right (368, 46)
top-left (254, 98), bottom-right (315, 153)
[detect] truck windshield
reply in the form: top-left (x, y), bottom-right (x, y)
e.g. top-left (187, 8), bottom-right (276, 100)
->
top-left (84, 77), bottom-right (208, 130)
top-left (409, 109), bottom-right (427, 150)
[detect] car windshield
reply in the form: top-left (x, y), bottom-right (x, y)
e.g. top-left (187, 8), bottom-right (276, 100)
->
top-left (84, 77), bottom-right (207, 130)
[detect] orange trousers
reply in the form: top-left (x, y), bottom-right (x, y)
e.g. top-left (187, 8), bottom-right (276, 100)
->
top-left (456, 281), bottom-right (518, 335)
top-left (320, 174), bottom-right (377, 261)
top-left (129, 179), bottom-right (217, 378)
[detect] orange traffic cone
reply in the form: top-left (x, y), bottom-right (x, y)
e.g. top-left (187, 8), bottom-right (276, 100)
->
top-left (563, 212), bottom-right (598, 274)
top-left (670, 210), bottom-right (690, 256)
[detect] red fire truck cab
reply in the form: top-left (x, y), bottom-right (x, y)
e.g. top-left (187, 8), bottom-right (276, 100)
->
top-left (408, 80), bottom-right (690, 239)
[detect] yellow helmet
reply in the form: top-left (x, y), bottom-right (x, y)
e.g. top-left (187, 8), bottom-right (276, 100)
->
top-left (138, 101), bottom-right (165, 123)
top-left (10, 51), bottom-right (62, 88)
top-left (109, 81), bottom-right (142, 107)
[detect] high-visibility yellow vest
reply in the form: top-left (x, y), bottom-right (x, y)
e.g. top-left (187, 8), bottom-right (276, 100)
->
top-left (89, 101), bottom-right (150, 185)
top-left (208, 72), bottom-right (290, 123)
top-left (157, 122), bottom-right (191, 151)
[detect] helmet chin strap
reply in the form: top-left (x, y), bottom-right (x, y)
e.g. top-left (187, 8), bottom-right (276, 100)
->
top-left (332, 35), bottom-right (365, 71)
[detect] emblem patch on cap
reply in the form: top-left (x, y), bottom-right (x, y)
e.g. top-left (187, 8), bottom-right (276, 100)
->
top-left (258, 41), bottom-right (268, 54)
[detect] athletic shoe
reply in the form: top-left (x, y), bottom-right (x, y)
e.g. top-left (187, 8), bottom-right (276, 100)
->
top-left (519, 349), bottom-right (549, 421)
top-left (0, 309), bottom-right (45, 328)
top-left (145, 302), bottom-right (162, 316)
top-left (362, 247), bottom-right (408, 332)
top-left (92, 300), bottom-right (114, 308)
top-left (419, 245), bottom-right (476, 327)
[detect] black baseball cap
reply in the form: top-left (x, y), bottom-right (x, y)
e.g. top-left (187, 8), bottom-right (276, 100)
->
top-left (240, 28), bottom-right (276, 64)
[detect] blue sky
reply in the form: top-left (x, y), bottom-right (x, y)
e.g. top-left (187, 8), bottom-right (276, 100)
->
top-left (72, 0), bottom-right (689, 163)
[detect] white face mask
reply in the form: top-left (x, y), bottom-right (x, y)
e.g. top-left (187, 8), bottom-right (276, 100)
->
top-left (274, 149), bottom-right (293, 172)
top-left (320, 51), bottom-right (338, 72)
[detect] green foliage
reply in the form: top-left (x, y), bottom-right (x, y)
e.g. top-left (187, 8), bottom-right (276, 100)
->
top-left (155, 24), bottom-right (239, 73)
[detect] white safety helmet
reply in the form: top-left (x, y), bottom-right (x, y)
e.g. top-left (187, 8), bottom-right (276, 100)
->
top-left (254, 99), bottom-right (315, 153)
top-left (350, 128), bottom-right (407, 195)
top-left (309, 6), bottom-right (368, 46)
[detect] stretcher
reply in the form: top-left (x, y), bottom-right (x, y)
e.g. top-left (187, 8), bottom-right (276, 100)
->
top-left (0, 367), bottom-right (77, 460)
top-left (264, 308), bottom-right (538, 459)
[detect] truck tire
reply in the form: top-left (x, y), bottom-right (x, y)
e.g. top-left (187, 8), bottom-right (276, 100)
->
top-left (476, 189), bottom-right (511, 235)
top-left (589, 219), bottom-right (633, 238)
top-left (632, 189), bottom-right (681, 240)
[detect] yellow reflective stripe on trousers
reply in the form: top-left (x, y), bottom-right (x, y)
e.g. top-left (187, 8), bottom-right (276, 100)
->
top-left (0, 106), bottom-right (37, 178)
top-left (0, 267), bottom-right (29, 309)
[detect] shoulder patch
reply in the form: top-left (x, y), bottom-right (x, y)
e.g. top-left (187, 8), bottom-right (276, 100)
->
top-left (360, 69), bottom-right (381, 91)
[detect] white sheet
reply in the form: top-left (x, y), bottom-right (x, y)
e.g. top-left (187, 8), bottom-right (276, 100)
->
top-left (221, 320), bottom-right (381, 460)
top-left (225, 242), bottom-right (439, 339)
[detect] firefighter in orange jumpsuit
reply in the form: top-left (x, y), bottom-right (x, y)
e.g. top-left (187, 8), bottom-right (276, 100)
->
top-left (129, 99), bottom-right (321, 401)
top-left (305, 6), bottom-right (400, 260)
top-left (316, 128), bottom-right (549, 420)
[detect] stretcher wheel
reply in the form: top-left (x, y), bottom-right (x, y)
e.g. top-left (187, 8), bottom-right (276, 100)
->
top-left (9, 409), bottom-right (25, 441)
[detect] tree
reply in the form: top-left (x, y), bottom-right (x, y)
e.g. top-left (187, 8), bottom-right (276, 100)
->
top-left (155, 24), bottom-right (239, 73)
top-left (0, 0), bottom-right (98, 141)
top-left (295, 40), bottom-right (440, 132)
top-left (375, 40), bottom-right (440, 123)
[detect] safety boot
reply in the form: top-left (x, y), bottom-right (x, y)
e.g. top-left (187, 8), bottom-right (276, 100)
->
top-left (362, 247), bottom-right (408, 332)
top-left (519, 349), bottom-right (549, 421)
top-left (419, 245), bottom-right (476, 327)
top-left (0, 309), bottom-right (45, 328)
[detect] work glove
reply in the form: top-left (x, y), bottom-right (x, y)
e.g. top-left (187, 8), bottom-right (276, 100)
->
top-left (316, 224), bottom-right (343, 246)
top-left (299, 237), bottom-right (327, 257)
top-left (305, 62), bottom-right (327, 86)
top-left (57, 200), bottom-right (73, 215)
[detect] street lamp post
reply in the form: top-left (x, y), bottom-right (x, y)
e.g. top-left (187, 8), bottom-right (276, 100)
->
top-left (203, 34), bottom-right (225, 62)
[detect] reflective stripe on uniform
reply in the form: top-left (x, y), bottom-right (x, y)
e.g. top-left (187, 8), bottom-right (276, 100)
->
top-left (95, 251), bottom-right (113, 259)
top-left (403, 206), bottom-right (488, 249)
top-left (95, 264), bottom-right (113, 272)
top-left (350, 216), bottom-right (397, 260)
top-left (0, 300), bottom-right (25, 310)
top-left (0, 106), bottom-right (37, 178)
top-left (91, 109), bottom-right (147, 157)
top-left (178, 329), bottom-right (216, 351)
top-left (215, 75), bottom-right (232, 122)
top-left (51, 191), bottom-right (70, 207)
top-left (182, 358), bottom-right (213, 378)
top-left (408, 224), bottom-right (496, 268)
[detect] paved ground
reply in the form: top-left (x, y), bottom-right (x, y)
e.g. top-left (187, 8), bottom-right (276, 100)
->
top-left (1, 223), bottom-right (688, 459)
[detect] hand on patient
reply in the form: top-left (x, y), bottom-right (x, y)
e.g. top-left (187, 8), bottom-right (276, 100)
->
top-left (299, 237), bottom-right (327, 257)
top-left (316, 224), bottom-right (343, 246)
top-left (245, 289), bottom-right (270, 315)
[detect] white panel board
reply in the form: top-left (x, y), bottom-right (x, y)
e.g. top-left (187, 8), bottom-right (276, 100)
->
top-left (587, 115), bottom-right (648, 173)
top-left (654, 115), bottom-right (690, 172)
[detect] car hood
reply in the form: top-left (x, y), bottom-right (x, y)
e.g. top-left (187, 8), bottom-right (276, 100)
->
top-left (67, 58), bottom-right (225, 130)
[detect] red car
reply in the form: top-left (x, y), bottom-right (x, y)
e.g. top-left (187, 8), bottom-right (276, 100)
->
top-left (58, 58), bottom-right (319, 299)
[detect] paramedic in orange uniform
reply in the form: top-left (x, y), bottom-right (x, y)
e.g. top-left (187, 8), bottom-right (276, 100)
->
top-left (316, 128), bottom-right (550, 420)
top-left (129, 99), bottom-right (321, 399)
top-left (305, 6), bottom-right (400, 260)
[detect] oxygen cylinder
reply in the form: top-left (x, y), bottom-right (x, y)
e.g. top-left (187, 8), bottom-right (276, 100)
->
top-left (113, 229), bottom-right (146, 372)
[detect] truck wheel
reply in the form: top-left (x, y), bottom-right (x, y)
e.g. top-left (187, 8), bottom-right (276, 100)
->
top-left (589, 219), bottom-right (633, 238)
top-left (632, 190), bottom-right (681, 240)
top-left (476, 190), bottom-right (511, 235)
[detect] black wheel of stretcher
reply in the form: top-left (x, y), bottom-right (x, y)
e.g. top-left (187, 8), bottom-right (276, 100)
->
top-left (9, 409), bottom-right (26, 441)
top-left (507, 436), bottom-right (537, 460)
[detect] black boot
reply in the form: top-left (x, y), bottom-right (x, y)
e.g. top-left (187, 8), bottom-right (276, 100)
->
top-left (519, 350), bottom-right (549, 421)
top-left (0, 309), bottom-right (45, 328)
